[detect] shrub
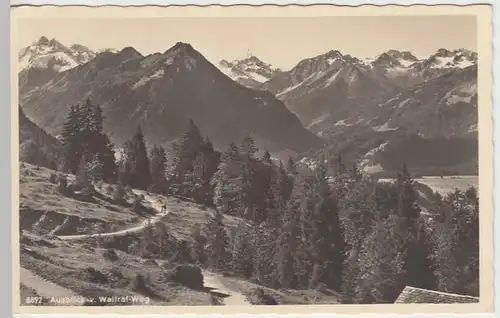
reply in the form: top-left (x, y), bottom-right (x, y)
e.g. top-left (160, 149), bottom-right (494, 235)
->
top-left (124, 185), bottom-right (133, 195)
top-left (248, 288), bottom-right (278, 305)
top-left (102, 248), bottom-right (119, 261)
top-left (148, 184), bottom-right (161, 194)
top-left (82, 267), bottom-right (108, 284)
top-left (131, 274), bottom-right (151, 294)
top-left (81, 184), bottom-right (96, 196)
top-left (105, 185), bottom-right (114, 194)
top-left (113, 185), bottom-right (127, 204)
top-left (169, 264), bottom-right (204, 289)
top-left (57, 176), bottom-right (73, 197)
top-left (132, 198), bottom-right (143, 212)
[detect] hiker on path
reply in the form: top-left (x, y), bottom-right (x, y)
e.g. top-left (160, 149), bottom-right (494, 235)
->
top-left (161, 202), bottom-right (167, 214)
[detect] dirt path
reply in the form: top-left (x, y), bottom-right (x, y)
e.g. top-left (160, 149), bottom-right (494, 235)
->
top-left (202, 271), bottom-right (251, 306)
top-left (20, 268), bottom-right (81, 306)
top-left (57, 190), bottom-right (168, 241)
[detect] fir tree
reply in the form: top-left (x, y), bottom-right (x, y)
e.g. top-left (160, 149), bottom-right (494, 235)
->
top-left (308, 160), bottom-right (345, 290)
top-left (150, 145), bottom-right (167, 193)
top-left (204, 210), bottom-right (231, 271)
top-left (124, 126), bottom-right (152, 189)
top-left (61, 104), bottom-right (83, 174)
top-left (274, 201), bottom-right (299, 288)
top-left (231, 222), bottom-right (254, 279)
top-left (396, 163), bottom-right (436, 291)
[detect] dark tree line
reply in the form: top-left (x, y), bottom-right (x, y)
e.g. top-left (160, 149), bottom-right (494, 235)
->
top-left (60, 98), bottom-right (117, 184)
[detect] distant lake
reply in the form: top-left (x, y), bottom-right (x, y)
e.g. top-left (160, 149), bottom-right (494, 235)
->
top-left (379, 176), bottom-right (479, 196)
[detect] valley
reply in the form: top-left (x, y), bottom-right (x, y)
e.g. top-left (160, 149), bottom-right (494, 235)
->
top-left (16, 31), bottom-right (480, 307)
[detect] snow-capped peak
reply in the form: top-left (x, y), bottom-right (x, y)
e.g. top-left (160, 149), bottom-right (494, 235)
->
top-left (369, 49), bottom-right (419, 69)
top-left (18, 36), bottom-right (115, 73)
top-left (426, 48), bottom-right (477, 69)
top-left (218, 54), bottom-right (280, 87)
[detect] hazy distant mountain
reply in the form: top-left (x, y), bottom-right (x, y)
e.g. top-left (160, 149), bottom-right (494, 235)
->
top-left (19, 42), bottom-right (321, 155)
top-left (261, 49), bottom-right (400, 131)
top-left (18, 36), bottom-right (118, 92)
top-left (260, 48), bottom-right (478, 136)
top-left (218, 55), bottom-right (281, 89)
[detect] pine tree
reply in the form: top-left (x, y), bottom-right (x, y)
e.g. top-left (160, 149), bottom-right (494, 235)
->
top-left (274, 201), bottom-right (299, 288)
top-left (191, 225), bottom-right (207, 266)
top-left (231, 222), bottom-right (254, 278)
top-left (150, 145), bottom-right (167, 193)
top-left (287, 156), bottom-right (297, 175)
top-left (124, 126), bottom-right (152, 189)
top-left (176, 119), bottom-right (204, 176)
top-left (204, 210), bottom-right (231, 271)
top-left (396, 163), bottom-right (436, 291)
top-left (211, 143), bottom-right (242, 216)
top-left (354, 214), bottom-right (406, 303)
top-left (432, 188), bottom-right (479, 296)
top-left (308, 160), bottom-right (345, 290)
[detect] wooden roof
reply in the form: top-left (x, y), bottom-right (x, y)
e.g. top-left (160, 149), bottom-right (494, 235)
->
top-left (395, 286), bottom-right (479, 304)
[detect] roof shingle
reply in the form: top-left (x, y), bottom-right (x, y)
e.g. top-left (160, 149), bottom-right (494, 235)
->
top-left (395, 286), bottom-right (479, 304)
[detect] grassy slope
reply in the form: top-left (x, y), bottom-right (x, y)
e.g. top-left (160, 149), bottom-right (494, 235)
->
top-left (19, 162), bottom-right (339, 306)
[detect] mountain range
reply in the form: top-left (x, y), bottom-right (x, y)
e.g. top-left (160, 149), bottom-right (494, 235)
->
top-left (19, 40), bottom-right (320, 155)
top-left (18, 37), bottom-right (478, 175)
top-left (19, 36), bottom-right (118, 92)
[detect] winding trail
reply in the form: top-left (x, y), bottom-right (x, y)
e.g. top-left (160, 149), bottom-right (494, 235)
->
top-left (57, 190), bottom-right (169, 241)
top-left (22, 189), bottom-right (250, 306)
top-left (202, 271), bottom-right (251, 306)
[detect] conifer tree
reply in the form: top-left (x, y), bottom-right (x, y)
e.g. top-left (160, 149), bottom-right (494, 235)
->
top-left (308, 160), bottom-right (345, 290)
top-left (274, 201), bottom-right (299, 288)
top-left (61, 104), bottom-right (83, 173)
top-left (432, 188), bottom-right (479, 296)
top-left (150, 145), bottom-right (167, 192)
top-left (231, 222), bottom-right (254, 278)
top-left (396, 162), bottom-right (436, 291)
top-left (124, 126), bottom-right (152, 189)
top-left (287, 155), bottom-right (297, 175)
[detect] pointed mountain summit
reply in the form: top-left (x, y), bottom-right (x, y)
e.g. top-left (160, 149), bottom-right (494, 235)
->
top-left (217, 54), bottom-right (281, 89)
top-left (18, 36), bottom-right (117, 91)
top-left (20, 42), bottom-right (320, 155)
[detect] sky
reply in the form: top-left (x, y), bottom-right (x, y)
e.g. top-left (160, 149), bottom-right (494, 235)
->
top-left (16, 15), bottom-right (477, 70)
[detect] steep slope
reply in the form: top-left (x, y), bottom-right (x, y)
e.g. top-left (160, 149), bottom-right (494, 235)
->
top-left (366, 65), bottom-right (477, 138)
top-left (20, 42), bottom-right (320, 154)
top-left (18, 36), bottom-right (116, 92)
top-left (218, 55), bottom-right (281, 89)
top-left (19, 106), bottom-right (61, 169)
top-left (261, 48), bottom-right (477, 135)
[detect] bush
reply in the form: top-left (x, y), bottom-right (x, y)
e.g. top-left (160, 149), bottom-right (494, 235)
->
top-left (82, 267), bottom-right (108, 284)
top-left (81, 184), bottom-right (96, 196)
top-left (48, 173), bottom-right (58, 184)
top-left (102, 248), bottom-right (119, 261)
top-left (57, 176), bottom-right (73, 197)
top-left (169, 264), bottom-right (204, 289)
top-left (113, 185), bottom-right (127, 204)
top-left (105, 185), bottom-right (114, 194)
top-left (148, 184), bottom-right (162, 194)
top-left (131, 274), bottom-right (152, 294)
top-left (132, 198), bottom-right (143, 212)
top-left (248, 288), bottom-right (278, 305)
top-left (125, 185), bottom-right (133, 195)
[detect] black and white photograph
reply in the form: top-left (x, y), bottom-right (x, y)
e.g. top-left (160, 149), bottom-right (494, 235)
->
top-left (12, 4), bottom-right (493, 313)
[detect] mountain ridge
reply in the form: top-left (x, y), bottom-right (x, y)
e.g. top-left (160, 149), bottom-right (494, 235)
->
top-left (19, 41), bottom-right (321, 156)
